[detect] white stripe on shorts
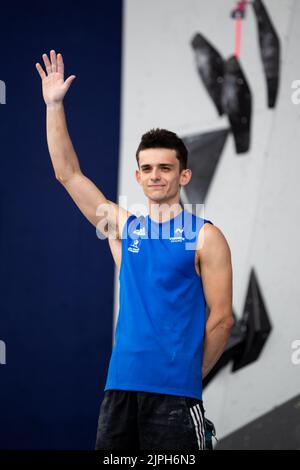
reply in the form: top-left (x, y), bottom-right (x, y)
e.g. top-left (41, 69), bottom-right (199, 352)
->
top-left (189, 404), bottom-right (205, 450)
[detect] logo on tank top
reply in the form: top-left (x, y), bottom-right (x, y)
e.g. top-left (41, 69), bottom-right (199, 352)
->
top-left (170, 227), bottom-right (185, 243)
top-left (128, 239), bottom-right (141, 253)
top-left (133, 227), bottom-right (145, 236)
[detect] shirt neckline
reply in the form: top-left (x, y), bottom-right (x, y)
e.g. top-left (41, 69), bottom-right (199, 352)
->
top-left (147, 209), bottom-right (184, 226)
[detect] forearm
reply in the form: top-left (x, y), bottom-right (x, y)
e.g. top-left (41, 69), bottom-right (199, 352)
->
top-left (46, 102), bottom-right (81, 183)
top-left (202, 310), bottom-right (234, 379)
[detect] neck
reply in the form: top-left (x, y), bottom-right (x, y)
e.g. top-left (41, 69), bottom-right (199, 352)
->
top-left (148, 197), bottom-right (183, 223)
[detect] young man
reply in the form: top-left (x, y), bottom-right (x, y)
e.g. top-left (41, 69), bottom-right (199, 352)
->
top-left (36, 51), bottom-right (234, 451)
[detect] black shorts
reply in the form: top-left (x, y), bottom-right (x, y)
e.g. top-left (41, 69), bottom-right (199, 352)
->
top-left (95, 389), bottom-right (214, 451)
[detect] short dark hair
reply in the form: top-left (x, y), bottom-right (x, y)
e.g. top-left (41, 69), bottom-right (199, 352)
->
top-left (136, 128), bottom-right (188, 172)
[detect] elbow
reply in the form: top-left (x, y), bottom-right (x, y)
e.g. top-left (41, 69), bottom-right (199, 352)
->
top-left (55, 169), bottom-right (79, 185)
top-left (206, 308), bottom-right (235, 335)
top-left (219, 307), bottom-right (235, 330)
top-left (222, 315), bottom-right (234, 331)
top-left (55, 173), bottom-right (68, 184)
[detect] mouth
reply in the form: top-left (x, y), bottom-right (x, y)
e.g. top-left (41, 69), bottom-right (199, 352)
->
top-left (148, 185), bottom-right (166, 188)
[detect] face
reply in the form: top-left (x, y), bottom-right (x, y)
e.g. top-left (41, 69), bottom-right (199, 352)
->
top-left (135, 148), bottom-right (192, 204)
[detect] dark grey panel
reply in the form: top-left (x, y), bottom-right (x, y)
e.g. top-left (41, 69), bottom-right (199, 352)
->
top-left (252, 0), bottom-right (281, 108)
top-left (216, 394), bottom-right (300, 450)
top-left (232, 268), bottom-right (272, 371)
top-left (203, 268), bottom-right (272, 387)
top-left (181, 128), bottom-right (229, 205)
top-left (222, 56), bottom-right (252, 154)
top-left (190, 33), bottom-right (225, 116)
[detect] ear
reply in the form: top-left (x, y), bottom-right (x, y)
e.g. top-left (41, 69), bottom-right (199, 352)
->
top-left (179, 169), bottom-right (192, 187)
top-left (135, 169), bottom-right (142, 185)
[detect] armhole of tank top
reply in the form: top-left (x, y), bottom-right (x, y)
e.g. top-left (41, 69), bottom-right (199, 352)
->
top-left (194, 219), bottom-right (213, 279)
top-left (196, 219), bottom-right (213, 243)
top-left (121, 214), bottom-right (137, 240)
top-left (118, 214), bottom-right (137, 280)
top-left (203, 219), bottom-right (213, 226)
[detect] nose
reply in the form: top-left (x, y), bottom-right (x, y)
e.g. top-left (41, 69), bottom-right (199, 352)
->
top-left (150, 168), bottom-right (161, 182)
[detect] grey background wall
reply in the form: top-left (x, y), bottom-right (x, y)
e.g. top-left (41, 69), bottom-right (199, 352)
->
top-left (116, 0), bottom-right (300, 446)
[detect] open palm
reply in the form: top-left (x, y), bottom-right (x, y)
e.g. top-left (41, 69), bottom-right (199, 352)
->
top-left (36, 50), bottom-right (76, 105)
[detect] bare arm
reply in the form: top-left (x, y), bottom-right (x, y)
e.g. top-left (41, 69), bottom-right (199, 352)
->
top-left (35, 50), bottom-right (130, 237)
top-left (197, 224), bottom-right (234, 379)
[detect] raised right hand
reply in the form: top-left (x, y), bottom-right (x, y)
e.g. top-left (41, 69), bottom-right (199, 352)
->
top-left (36, 50), bottom-right (76, 106)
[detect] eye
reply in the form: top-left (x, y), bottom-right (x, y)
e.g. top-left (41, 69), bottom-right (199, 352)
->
top-left (161, 167), bottom-right (170, 171)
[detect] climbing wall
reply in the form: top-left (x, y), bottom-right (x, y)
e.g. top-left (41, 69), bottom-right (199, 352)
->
top-left (117, 0), bottom-right (300, 448)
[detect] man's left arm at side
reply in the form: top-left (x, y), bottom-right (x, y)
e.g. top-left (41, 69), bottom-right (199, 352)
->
top-left (198, 223), bottom-right (234, 380)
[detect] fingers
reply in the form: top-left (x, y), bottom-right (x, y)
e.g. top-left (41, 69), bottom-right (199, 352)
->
top-left (57, 53), bottom-right (64, 75)
top-left (39, 50), bottom-right (68, 78)
top-left (35, 62), bottom-right (46, 79)
top-left (42, 53), bottom-right (52, 75)
top-left (50, 49), bottom-right (57, 73)
top-left (64, 75), bottom-right (76, 92)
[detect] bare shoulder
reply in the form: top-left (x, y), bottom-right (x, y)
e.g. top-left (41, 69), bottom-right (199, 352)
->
top-left (196, 222), bottom-right (231, 263)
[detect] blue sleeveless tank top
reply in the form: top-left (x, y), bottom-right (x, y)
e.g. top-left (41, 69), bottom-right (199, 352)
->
top-left (104, 209), bottom-right (213, 400)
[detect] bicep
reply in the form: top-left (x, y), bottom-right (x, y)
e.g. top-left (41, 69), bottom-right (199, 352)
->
top-left (60, 171), bottom-right (131, 237)
top-left (198, 225), bottom-right (233, 314)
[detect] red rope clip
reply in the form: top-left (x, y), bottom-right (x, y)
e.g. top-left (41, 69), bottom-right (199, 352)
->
top-left (231, 1), bottom-right (249, 58)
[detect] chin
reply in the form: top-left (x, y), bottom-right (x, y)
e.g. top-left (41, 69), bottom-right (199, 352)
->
top-left (150, 196), bottom-right (168, 204)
